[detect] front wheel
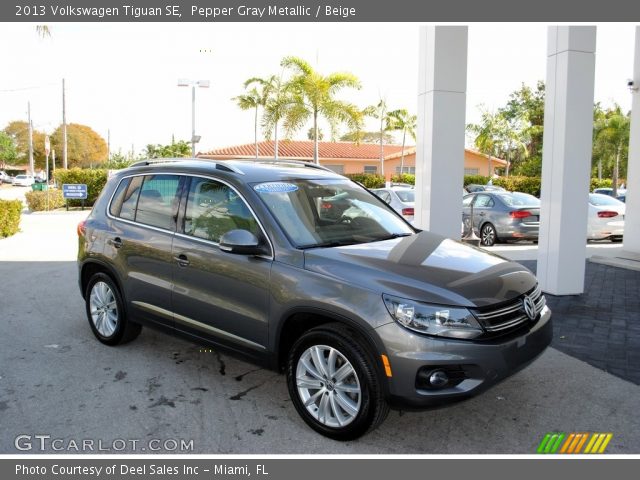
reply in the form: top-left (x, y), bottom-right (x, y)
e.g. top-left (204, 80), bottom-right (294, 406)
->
top-left (286, 324), bottom-right (389, 440)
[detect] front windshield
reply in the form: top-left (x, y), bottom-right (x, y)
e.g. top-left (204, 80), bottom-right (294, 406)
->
top-left (254, 179), bottom-right (414, 248)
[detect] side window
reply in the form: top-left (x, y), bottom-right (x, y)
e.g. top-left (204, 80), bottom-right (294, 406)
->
top-left (184, 177), bottom-right (259, 243)
top-left (377, 190), bottom-right (392, 204)
top-left (135, 175), bottom-right (181, 230)
top-left (475, 194), bottom-right (493, 208)
top-left (462, 195), bottom-right (474, 207)
top-left (109, 177), bottom-right (131, 217)
top-left (118, 176), bottom-right (144, 221)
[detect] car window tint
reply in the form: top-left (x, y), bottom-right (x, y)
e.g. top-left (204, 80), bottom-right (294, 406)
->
top-left (462, 195), bottom-right (474, 207)
top-left (184, 177), bottom-right (259, 243)
top-left (589, 193), bottom-right (624, 207)
top-left (395, 190), bottom-right (415, 203)
top-left (376, 190), bottom-right (391, 203)
top-left (109, 178), bottom-right (131, 217)
top-left (134, 175), bottom-right (181, 230)
top-left (118, 176), bottom-right (144, 221)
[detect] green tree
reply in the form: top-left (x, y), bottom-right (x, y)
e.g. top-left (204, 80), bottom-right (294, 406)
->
top-left (144, 139), bottom-right (191, 159)
top-left (281, 56), bottom-right (362, 164)
top-left (593, 105), bottom-right (630, 196)
top-left (362, 99), bottom-right (393, 175)
top-left (262, 75), bottom-right (294, 160)
top-left (467, 107), bottom-right (507, 177)
top-left (0, 131), bottom-right (19, 168)
top-left (501, 81), bottom-right (545, 163)
top-left (3, 120), bottom-right (47, 170)
top-left (386, 109), bottom-right (417, 174)
top-left (307, 127), bottom-right (324, 140)
top-left (51, 123), bottom-right (107, 168)
top-left (500, 116), bottom-right (529, 177)
top-left (233, 76), bottom-right (273, 159)
top-left (340, 131), bottom-right (395, 144)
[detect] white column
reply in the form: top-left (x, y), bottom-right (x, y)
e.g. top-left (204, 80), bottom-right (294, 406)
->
top-left (415, 26), bottom-right (467, 238)
top-left (624, 27), bottom-right (640, 254)
top-left (537, 26), bottom-right (596, 295)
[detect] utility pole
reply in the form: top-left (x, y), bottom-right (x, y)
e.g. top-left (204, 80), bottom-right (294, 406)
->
top-left (62, 78), bottom-right (68, 169)
top-left (27, 102), bottom-right (34, 175)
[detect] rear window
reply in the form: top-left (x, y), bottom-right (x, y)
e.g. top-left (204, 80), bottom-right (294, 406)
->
top-left (497, 192), bottom-right (540, 207)
top-left (395, 190), bottom-right (415, 203)
top-left (589, 193), bottom-right (624, 207)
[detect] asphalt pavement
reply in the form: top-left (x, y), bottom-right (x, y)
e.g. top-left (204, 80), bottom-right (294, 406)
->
top-left (0, 209), bottom-right (639, 454)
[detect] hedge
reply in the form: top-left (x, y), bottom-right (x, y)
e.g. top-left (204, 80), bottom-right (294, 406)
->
top-left (0, 199), bottom-right (22, 238)
top-left (25, 190), bottom-right (66, 211)
top-left (344, 173), bottom-right (385, 189)
top-left (53, 168), bottom-right (108, 206)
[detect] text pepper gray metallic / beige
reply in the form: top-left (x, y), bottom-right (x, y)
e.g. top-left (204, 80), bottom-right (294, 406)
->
top-left (77, 159), bottom-right (552, 440)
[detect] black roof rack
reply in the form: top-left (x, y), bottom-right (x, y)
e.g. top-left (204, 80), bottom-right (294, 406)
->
top-left (244, 159), bottom-right (334, 173)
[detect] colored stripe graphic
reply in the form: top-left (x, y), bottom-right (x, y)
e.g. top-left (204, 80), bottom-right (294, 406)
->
top-left (538, 433), bottom-right (613, 454)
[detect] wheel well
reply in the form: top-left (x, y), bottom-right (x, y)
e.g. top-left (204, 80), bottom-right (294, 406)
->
top-left (276, 312), bottom-right (381, 373)
top-left (80, 262), bottom-right (120, 299)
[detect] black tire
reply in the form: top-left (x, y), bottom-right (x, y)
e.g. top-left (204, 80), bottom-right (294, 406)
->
top-left (480, 223), bottom-right (498, 246)
top-left (286, 323), bottom-right (389, 440)
top-left (611, 237), bottom-right (623, 243)
top-left (85, 273), bottom-right (141, 346)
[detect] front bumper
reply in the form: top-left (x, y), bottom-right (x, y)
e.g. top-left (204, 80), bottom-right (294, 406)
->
top-left (376, 305), bottom-right (552, 409)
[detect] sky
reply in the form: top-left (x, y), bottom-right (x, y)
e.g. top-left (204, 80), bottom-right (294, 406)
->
top-left (0, 23), bottom-right (636, 158)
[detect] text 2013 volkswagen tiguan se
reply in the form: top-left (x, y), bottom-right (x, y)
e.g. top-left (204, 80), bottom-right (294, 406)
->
top-left (77, 159), bottom-right (552, 440)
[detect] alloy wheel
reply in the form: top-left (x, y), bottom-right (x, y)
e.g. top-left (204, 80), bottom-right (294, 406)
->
top-left (89, 281), bottom-right (119, 337)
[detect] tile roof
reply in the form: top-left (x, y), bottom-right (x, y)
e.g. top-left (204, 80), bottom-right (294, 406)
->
top-left (198, 140), bottom-right (409, 160)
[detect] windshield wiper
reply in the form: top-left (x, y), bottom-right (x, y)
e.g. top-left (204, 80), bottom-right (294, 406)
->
top-left (373, 233), bottom-right (413, 242)
top-left (299, 239), bottom-right (362, 249)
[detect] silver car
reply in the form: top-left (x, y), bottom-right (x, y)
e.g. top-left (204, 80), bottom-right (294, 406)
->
top-left (463, 191), bottom-right (540, 246)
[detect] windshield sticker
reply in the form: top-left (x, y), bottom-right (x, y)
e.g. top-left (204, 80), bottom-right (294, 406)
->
top-left (254, 182), bottom-right (299, 193)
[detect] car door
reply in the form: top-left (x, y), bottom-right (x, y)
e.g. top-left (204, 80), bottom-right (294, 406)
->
top-left (472, 194), bottom-right (494, 232)
top-left (462, 194), bottom-right (474, 235)
top-left (105, 173), bottom-right (184, 328)
top-left (171, 176), bottom-right (272, 355)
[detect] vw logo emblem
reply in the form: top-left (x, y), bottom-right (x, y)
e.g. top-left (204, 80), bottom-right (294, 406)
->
top-left (522, 295), bottom-right (536, 321)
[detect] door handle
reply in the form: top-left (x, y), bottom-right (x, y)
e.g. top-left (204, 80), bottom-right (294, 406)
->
top-left (109, 237), bottom-right (123, 248)
top-left (174, 254), bottom-right (190, 267)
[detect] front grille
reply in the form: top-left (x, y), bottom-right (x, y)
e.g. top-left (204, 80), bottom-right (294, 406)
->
top-left (472, 284), bottom-right (545, 333)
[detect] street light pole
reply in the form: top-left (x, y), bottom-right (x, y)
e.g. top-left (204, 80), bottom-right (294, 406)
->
top-left (178, 79), bottom-right (210, 158)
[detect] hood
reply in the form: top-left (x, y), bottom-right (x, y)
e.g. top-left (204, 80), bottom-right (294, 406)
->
top-left (303, 231), bottom-right (537, 308)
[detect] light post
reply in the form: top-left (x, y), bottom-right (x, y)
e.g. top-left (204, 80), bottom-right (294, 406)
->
top-left (177, 79), bottom-right (210, 157)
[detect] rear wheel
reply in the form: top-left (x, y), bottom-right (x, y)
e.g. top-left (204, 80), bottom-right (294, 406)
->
top-left (480, 223), bottom-right (498, 246)
top-left (85, 273), bottom-right (141, 345)
top-left (286, 323), bottom-right (389, 440)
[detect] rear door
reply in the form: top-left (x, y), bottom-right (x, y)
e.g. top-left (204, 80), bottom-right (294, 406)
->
top-left (171, 176), bottom-right (272, 355)
top-left (106, 173), bottom-right (184, 328)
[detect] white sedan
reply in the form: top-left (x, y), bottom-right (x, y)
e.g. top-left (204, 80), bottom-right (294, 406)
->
top-left (12, 174), bottom-right (35, 187)
top-left (588, 193), bottom-right (625, 242)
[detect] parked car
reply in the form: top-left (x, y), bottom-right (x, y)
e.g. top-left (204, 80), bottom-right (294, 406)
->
top-left (465, 184), bottom-right (506, 193)
top-left (78, 159), bottom-right (551, 440)
top-left (462, 191), bottom-right (540, 246)
top-left (371, 187), bottom-right (415, 224)
top-left (12, 174), bottom-right (35, 187)
top-left (593, 187), bottom-right (627, 203)
top-left (0, 171), bottom-right (11, 184)
top-left (588, 193), bottom-right (625, 242)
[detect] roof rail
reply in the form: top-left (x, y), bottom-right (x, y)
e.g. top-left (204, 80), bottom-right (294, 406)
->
top-left (249, 159), bottom-right (334, 173)
top-left (128, 157), bottom-right (244, 175)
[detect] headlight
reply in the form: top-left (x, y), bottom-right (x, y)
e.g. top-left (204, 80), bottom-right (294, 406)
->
top-left (383, 294), bottom-right (483, 339)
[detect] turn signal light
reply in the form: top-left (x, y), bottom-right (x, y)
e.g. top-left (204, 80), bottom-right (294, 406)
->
top-left (77, 220), bottom-right (86, 237)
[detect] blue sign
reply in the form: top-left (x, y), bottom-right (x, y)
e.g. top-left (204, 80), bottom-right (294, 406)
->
top-left (62, 184), bottom-right (88, 199)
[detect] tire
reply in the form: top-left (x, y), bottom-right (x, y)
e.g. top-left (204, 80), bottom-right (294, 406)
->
top-left (480, 223), bottom-right (498, 246)
top-left (85, 273), bottom-right (141, 346)
top-left (286, 323), bottom-right (389, 440)
top-left (611, 237), bottom-right (623, 243)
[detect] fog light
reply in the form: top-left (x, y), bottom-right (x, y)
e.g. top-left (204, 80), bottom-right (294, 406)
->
top-left (429, 370), bottom-right (449, 387)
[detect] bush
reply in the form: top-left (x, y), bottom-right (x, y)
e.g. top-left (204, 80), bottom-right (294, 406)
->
top-left (493, 176), bottom-right (542, 197)
top-left (53, 168), bottom-right (108, 206)
top-left (390, 173), bottom-right (416, 185)
top-left (344, 173), bottom-right (385, 189)
top-left (25, 190), bottom-right (66, 211)
top-left (463, 175), bottom-right (490, 187)
top-left (0, 199), bottom-right (22, 238)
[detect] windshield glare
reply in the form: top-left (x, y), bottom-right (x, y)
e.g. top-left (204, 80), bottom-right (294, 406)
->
top-left (254, 179), bottom-right (414, 248)
top-left (589, 193), bottom-right (624, 206)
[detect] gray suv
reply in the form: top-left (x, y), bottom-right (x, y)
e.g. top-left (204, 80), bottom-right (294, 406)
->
top-left (77, 159), bottom-right (552, 440)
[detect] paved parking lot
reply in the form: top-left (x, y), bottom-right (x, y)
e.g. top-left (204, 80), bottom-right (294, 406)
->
top-left (1, 210), bottom-right (639, 454)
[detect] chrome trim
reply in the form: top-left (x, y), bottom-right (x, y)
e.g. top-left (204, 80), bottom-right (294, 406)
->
top-left (474, 284), bottom-right (546, 332)
top-left (130, 157), bottom-right (245, 175)
top-left (132, 301), bottom-right (266, 351)
top-left (105, 172), bottom-right (274, 260)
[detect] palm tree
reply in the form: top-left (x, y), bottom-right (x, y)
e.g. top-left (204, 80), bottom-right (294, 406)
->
top-left (233, 77), bottom-right (274, 159)
top-left (467, 108), bottom-right (506, 179)
top-left (386, 109), bottom-right (417, 174)
top-left (280, 56), bottom-right (362, 164)
top-left (500, 116), bottom-right (529, 177)
top-left (363, 99), bottom-right (392, 175)
top-left (595, 105), bottom-right (630, 197)
top-left (262, 75), bottom-right (293, 161)
top-left (36, 26), bottom-right (51, 37)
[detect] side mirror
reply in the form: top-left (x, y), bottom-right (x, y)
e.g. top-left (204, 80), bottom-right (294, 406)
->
top-left (219, 229), bottom-right (268, 256)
